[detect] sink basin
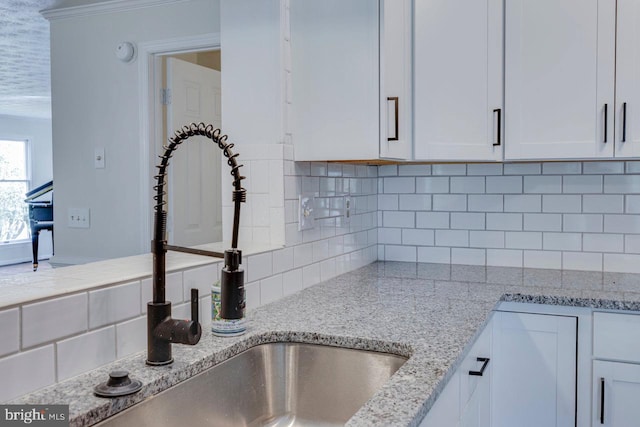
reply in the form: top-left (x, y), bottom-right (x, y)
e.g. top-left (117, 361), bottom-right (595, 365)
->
top-left (95, 342), bottom-right (407, 427)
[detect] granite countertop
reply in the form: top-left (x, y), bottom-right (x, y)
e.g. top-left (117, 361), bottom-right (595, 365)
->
top-left (14, 262), bottom-right (640, 426)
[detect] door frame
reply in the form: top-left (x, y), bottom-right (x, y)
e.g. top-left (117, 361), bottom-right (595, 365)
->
top-left (137, 33), bottom-right (221, 252)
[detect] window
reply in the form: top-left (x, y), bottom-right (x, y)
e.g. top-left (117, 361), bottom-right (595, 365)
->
top-left (0, 139), bottom-right (30, 243)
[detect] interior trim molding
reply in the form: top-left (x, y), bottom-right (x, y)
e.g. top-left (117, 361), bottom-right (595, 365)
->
top-left (41, 0), bottom-right (191, 21)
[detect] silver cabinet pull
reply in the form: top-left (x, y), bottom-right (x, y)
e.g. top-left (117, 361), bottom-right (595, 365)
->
top-left (387, 97), bottom-right (399, 141)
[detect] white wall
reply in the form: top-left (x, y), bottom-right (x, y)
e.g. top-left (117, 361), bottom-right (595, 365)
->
top-left (48, 0), bottom-right (221, 265)
top-left (0, 115), bottom-right (53, 265)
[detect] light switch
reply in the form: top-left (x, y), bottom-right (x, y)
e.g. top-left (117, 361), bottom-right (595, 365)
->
top-left (95, 148), bottom-right (105, 169)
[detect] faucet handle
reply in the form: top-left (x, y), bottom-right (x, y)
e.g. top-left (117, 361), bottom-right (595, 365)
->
top-left (190, 288), bottom-right (199, 324)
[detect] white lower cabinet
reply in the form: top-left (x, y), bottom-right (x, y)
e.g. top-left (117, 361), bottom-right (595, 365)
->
top-left (420, 318), bottom-right (492, 427)
top-left (593, 361), bottom-right (640, 427)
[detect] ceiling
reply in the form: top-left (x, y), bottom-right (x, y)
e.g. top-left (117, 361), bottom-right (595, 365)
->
top-left (0, 0), bottom-right (60, 119)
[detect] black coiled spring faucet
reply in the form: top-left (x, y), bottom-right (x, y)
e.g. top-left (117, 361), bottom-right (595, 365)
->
top-left (147, 123), bottom-right (246, 366)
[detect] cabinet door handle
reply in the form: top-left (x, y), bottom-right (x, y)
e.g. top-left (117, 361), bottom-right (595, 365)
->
top-left (493, 109), bottom-right (501, 146)
top-left (600, 377), bottom-right (605, 424)
top-left (623, 102), bottom-right (627, 143)
top-left (469, 357), bottom-right (490, 376)
top-left (604, 104), bottom-right (608, 143)
top-left (387, 97), bottom-right (399, 141)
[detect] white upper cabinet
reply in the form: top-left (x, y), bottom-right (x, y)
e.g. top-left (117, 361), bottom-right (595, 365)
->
top-left (291, 0), bottom-right (411, 161)
top-left (504, 0), bottom-right (616, 160)
top-left (413, 0), bottom-right (504, 162)
top-left (614, 0), bottom-right (640, 157)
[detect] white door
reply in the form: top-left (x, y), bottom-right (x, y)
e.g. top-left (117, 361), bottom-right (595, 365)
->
top-left (504, 0), bottom-right (616, 160)
top-left (166, 57), bottom-right (222, 246)
top-left (413, 0), bottom-right (503, 161)
top-left (491, 311), bottom-right (576, 427)
top-left (614, 0), bottom-right (640, 157)
top-left (593, 360), bottom-right (640, 426)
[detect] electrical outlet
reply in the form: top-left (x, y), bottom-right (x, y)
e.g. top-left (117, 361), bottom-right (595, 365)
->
top-left (298, 194), bottom-right (315, 231)
top-left (344, 196), bottom-right (351, 224)
top-left (68, 208), bottom-right (90, 228)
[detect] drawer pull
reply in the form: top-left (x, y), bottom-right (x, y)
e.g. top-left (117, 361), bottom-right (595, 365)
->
top-left (604, 104), bottom-right (608, 143)
top-left (469, 357), bottom-right (490, 376)
top-left (623, 102), bottom-right (627, 143)
top-left (600, 377), bottom-right (605, 424)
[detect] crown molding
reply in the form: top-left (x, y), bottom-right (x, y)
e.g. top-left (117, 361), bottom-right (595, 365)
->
top-left (41, 0), bottom-right (191, 21)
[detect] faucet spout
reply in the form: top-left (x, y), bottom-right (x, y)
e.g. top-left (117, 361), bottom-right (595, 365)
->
top-left (146, 123), bottom-right (246, 366)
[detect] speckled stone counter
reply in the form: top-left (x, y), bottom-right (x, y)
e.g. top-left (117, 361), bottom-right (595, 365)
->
top-left (13, 262), bottom-right (640, 426)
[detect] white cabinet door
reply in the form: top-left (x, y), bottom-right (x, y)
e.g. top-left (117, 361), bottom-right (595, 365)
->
top-left (492, 311), bottom-right (576, 427)
top-left (291, 0), bottom-right (380, 161)
top-left (504, 0), bottom-right (616, 160)
top-left (379, 0), bottom-right (412, 160)
top-left (460, 324), bottom-right (492, 427)
top-left (419, 370), bottom-right (461, 427)
top-left (614, 0), bottom-right (640, 157)
top-left (413, 0), bottom-right (503, 161)
top-left (593, 361), bottom-right (640, 427)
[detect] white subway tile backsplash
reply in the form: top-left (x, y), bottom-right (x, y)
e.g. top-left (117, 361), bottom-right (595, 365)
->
top-left (399, 194), bottom-right (431, 211)
top-left (467, 163), bottom-right (503, 176)
top-left (402, 229), bottom-right (435, 246)
top-left (604, 175), bottom-right (640, 193)
top-left (383, 211), bottom-right (415, 228)
top-left (272, 247), bottom-right (294, 274)
top-left (384, 245), bottom-right (416, 262)
top-left (260, 274), bottom-right (284, 305)
top-left (583, 195), bottom-right (624, 213)
top-left (505, 232), bottom-right (543, 250)
top-left (523, 213), bottom-right (562, 231)
top-left (0, 308), bottom-right (19, 357)
top-left (432, 164), bottom-right (466, 176)
top-left (320, 258), bottom-right (337, 281)
top-left (542, 195), bottom-right (581, 213)
top-left (626, 162), bottom-right (640, 174)
top-left (22, 293), bottom-right (88, 348)
top-left (487, 249), bottom-right (523, 267)
top-left (524, 176), bottom-right (562, 194)
top-left (451, 213), bottom-right (485, 230)
top-left (562, 252), bottom-right (602, 271)
top-left (604, 215), bottom-right (640, 233)
top-left (563, 214), bottom-right (603, 233)
top-left (416, 177), bottom-right (449, 193)
top-left (563, 175), bottom-right (603, 194)
top-left (245, 282), bottom-right (260, 310)
top-left (470, 231), bottom-right (504, 248)
top-left (89, 281), bottom-right (140, 329)
top-left (486, 213), bottom-right (522, 231)
top-left (524, 250), bottom-right (562, 269)
top-left (378, 194), bottom-right (399, 211)
top-left (604, 254), bottom-right (640, 273)
top-left (583, 161), bottom-right (624, 175)
top-left (469, 195), bottom-right (503, 212)
top-left (378, 165), bottom-right (398, 177)
top-left (247, 253), bottom-right (273, 282)
top-left (312, 239), bottom-right (329, 262)
top-left (416, 212), bottom-right (450, 229)
top-left (436, 230), bottom-right (469, 247)
top-left (451, 177), bottom-right (485, 194)
top-left (583, 234), bottom-right (623, 253)
top-left (626, 195), bottom-right (640, 213)
top-left (57, 326), bottom-right (116, 381)
top-left (383, 177), bottom-right (415, 193)
top-left (433, 195), bottom-right (467, 212)
top-left (116, 316), bottom-right (146, 358)
top-left (183, 265), bottom-right (218, 302)
top-left (379, 228), bottom-right (401, 244)
top-left (542, 162), bottom-right (582, 175)
top-left (504, 195), bottom-right (540, 212)
top-left (310, 162), bottom-right (328, 177)
top-left (486, 176), bottom-right (522, 194)
top-left (452, 248), bottom-right (485, 265)
top-left (543, 232), bottom-right (582, 251)
top-left (293, 243), bottom-right (313, 268)
top-left (418, 246), bottom-right (450, 263)
top-left (0, 345), bottom-right (55, 402)
top-left (302, 263), bottom-right (321, 288)
top-left (283, 269), bottom-right (303, 296)
top-left (398, 164), bottom-right (431, 176)
top-left (626, 235), bottom-right (640, 254)
top-left (504, 163), bottom-right (541, 175)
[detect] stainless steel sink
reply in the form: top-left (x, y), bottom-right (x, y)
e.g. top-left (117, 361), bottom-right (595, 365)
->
top-left (95, 342), bottom-right (407, 427)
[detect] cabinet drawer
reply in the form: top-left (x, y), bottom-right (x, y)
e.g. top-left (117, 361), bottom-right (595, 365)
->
top-left (460, 322), bottom-right (492, 405)
top-left (593, 312), bottom-right (640, 362)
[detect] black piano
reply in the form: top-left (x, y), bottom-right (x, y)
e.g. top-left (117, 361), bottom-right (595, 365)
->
top-left (24, 180), bottom-right (53, 271)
